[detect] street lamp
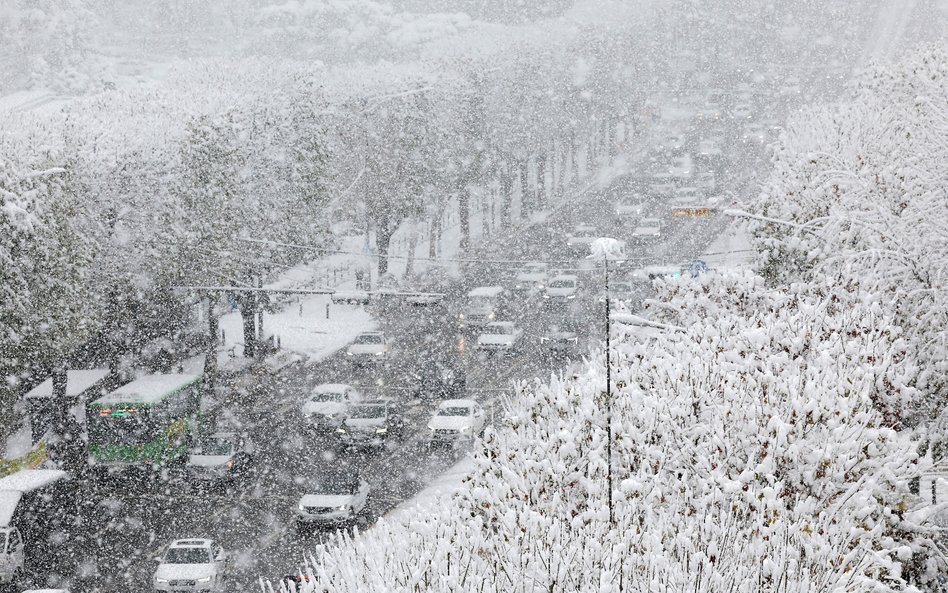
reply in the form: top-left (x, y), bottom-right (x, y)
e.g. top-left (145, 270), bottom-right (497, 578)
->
top-left (589, 237), bottom-right (626, 525)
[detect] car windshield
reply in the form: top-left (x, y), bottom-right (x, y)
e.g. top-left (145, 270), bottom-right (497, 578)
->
top-left (350, 405), bottom-right (386, 419)
top-left (165, 547), bottom-right (211, 564)
top-left (641, 218), bottom-right (660, 227)
top-left (549, 279), bottom-right (575, 289)
top-left (354, 334), bottom-right (383, 344)
top-left (311, 391), bottom-right (343, 403)
top-left (439, 406), bottom-right (471, 417)
top-left (313, 475), bottom-right (360, 495)
top-left (197, 437), bottom-right (234, 456)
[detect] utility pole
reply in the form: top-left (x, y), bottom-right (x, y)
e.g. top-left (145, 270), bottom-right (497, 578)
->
top-left (604, 254), bottom-right (613, 525)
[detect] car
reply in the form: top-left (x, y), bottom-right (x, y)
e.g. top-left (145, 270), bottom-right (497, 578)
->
top-left (672, 186), bottom-right (701, 203)
top-left (186, 432), bottom-right (255, 483)
top-left (302, 384), bottom-right (362, 432)
top-left (696, 172), bottom-right (716, 192)
top-left (668, 154), bottom-right (693, 180)
top-left (459, 286), bottom-right (506, 329)
top-left (543, 275), bottom-right (579, 301)
top-left (427, 399), bottom-right (487, 445)
top-left (414, 358), bottom-right (466, 399)
top-left (296, 472), bottom-right (369, 527)
top-left (539, 320), bottom-right (581, 356)
top-left (566, 224), bottom-right (598, 253)
top-left (615, 196), bottom-right (647, 219)
top-left (278, 574), bottom-right (317, 593)
top-left (659, 133), bottom-right (686, 153)
top-left (631, 217), bottom-right (662, 241)
top-left (346, 331), bottom-right (389, 365)
top-left (512, 262), bottom-right (548, 293)
top-left (599, 281), bottom-right (635, 305)
top-left (475, 321), bottom-right (524, 353)
top-left (336, 399), bottom-right (405, 448)
top-left (731, 103), bottom-right (754, 119)
top-left (647, 171), bottom-right (676, 197)
top-left (743, 123), bottom-right (767, 144)
top-left (153, 538), bottom-right (228, 593)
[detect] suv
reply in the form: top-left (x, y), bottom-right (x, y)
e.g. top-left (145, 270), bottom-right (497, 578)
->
top-left (153, 538), bottom-right (228, 592)
top-left (346, 332), bottom-right (390, 365)
top-left (302, 384), bottom-right (362, 433)
top-left (186, 432), bottom-right (255, 484)
top-left (540, 320), bottom-right (581, 357)
top-left (427, 399), bottom-right (487, 446)
top-left (337, 399), bottom-right (406, 449)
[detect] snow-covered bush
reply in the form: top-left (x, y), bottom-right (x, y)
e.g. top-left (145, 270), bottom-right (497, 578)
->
top-left (271, 271), bottom-right (935, 593)
top-left (750, 45), bottom-right (948, 426)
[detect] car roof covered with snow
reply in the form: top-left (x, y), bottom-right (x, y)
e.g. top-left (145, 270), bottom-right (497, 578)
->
top-left (312, 383), bottom-right (354, 394)
top-left (468, 286), bottom-right (504, 297)
top-left (439, 399), bottom-right (477, 409)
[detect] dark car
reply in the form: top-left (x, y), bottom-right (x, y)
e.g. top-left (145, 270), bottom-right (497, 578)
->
top-left (540, 320), bottom-right (582, 357)
top-left (415, 359), bottom-right (467, 399)
top-left (336, 399), bottom-right (406, 449)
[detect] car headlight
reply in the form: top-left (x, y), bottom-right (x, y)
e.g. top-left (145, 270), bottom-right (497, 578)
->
top-left (346, 351), bottom-right (353, 356)
top-left (156, 578), bottom-right (169, 583)
top-left (197, 576), bottom-right (211, 583)
top-left (226, 460), bottom-right (234, 470)
top-left (337, 427), bottom-right (347, 434)
top-left (543, 294), bottom-right (550, 299)
top-left (569, 337), bottom-right (578, 343)
top-left (458, 313), bottom-right (465, 320)
top-left (515, 284), bottom-right (523, 289)
top-left (299, 504), bottom-right (306, 511)
top-left (460, 426), bottom-right (471, 433)
top-left (567, 294), bottom-right (576, 299)
top-left (488, 312), bottom-right (495, 320)
top-left (540, 337), bottom-right (548, 343)
top-left (375, 351), bottom-right (384, 356)
top-left (376, 428), bottom-right (388, 434)
top-left (338, 505), bottom-right (350, 512)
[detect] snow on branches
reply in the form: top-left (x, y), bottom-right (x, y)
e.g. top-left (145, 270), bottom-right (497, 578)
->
top-left (750, 45), bottom-right (948, 426)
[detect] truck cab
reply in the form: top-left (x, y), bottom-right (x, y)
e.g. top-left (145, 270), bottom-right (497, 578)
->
top-left (0, 525), bottom-right (24, 584)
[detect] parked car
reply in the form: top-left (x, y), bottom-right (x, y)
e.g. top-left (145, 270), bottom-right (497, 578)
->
top-left (337, 399), bottom-right (405, 449)
top-left (631, 218), bottom-right (662, 241)
top-left (427, 399), bottom-right (487, 446)
top-left (302, 384), bottom-right (362, 433)
top-left (296, 472), bottom-right (369, 528)
top-left (543, 275), bottom-right (579, 301)
top-left (153, 538), bottom-right (228, 593)
top-left (186, 432), bottom-right (255, 483)
top-left (346, 332), bottom-right (390, 365)
top-left (475, 321), bottom-right (524, 354)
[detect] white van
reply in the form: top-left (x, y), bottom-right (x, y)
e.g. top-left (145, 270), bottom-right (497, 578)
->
top-left (459, 286), bottom-right (506, 329)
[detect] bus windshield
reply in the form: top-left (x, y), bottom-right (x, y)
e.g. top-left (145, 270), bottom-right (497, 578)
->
top-left (87, 409), bottom-right (160, 446)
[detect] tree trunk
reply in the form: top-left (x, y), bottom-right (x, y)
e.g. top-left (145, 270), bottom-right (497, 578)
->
top-left (376, 223), bottom-right (394, 276)
top-left (428, 217), bottom-right (437, 259)
top-left (205, 296), bottom-right (218, 393)
top-left (537, 150), bottom-right (548, 210)
top-left (459, 189), bottom-right (470, 254)
top-left (405, 221), bottom-right (418, 278)
top-left (499, 161), bottom-right (513, 228)
top-left (238, 292), bottom-right (256, 358)
top-left (519, 158), bottom-right (531, 218)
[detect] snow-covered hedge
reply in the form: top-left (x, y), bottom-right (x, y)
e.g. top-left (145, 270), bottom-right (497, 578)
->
top-left (751, 45), bottom-right (948, 426)
top-left (273, 272), bottom-right (936, 593)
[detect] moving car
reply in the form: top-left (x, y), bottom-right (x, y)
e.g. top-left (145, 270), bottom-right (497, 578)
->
top-left (153, 538), bottom-right (228, 593)
top-left (742, 123), bottom-right (767, 144)
top-left (697, 139), bottom-right (722, 159)
top-left (599, 281), bottom-right (635, 306)
top-left (427, 399), bottom-right (487, 445)
top-left (543, 275), bottom-right (579, 301)
top-left (631, 218), bottom-right (662, 241)
top-left (512, 262), bottom-right (548, 294)
top-left (475, 321), bottom-right (524, 354)
top-left (459, 286), bottom-right (506, 329)
top-left (731, 103), bottom-right (754, 119)
top-left (415, 358), bottom-right (466, 399)
top-left (615, 195), bottom-right (647, 219)
top-left (540, 320), bottom-right (580, 356)
top-left (186, 432), bottom-right (255, 483)
top-left (566, 224), bottom-right (598, 253)
top-left (337, 399), bottom-right (405, 449)
top-left (647, 172), bottom-right (676, 197)
top-left (302, 384), bottom-right (362, 433)
top-left (296, 472), bottom-right (369, 527)
top-left (346, 332), bottom-right (389, 365)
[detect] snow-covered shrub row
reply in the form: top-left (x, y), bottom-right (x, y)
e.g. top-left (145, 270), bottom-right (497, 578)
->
top-left (750, 45), bottom-right (948, 426)
top-left (273, 272), bottom-right (936, 593)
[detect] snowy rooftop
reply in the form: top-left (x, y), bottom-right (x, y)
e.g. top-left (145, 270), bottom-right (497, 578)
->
top-left (0, 490), bottom-right (21, 527)
top-left (93, 373), bottom-right (201, 406)
top-left (24, 368), bottom-right (110, 400)
top-left (0, 469), bottom-right (68, 496)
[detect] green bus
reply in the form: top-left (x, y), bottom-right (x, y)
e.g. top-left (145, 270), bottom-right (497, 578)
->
top-left (86, 373), bottom-right (202, 468)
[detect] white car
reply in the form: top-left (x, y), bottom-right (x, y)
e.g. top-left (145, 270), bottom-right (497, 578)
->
top-left (153, 539), bottom-right (228, 592)
top-left (302, 384), bottom-right (362, 432)
top-left (475, 321), bottom-right (524, 353)
top-left (346, 331), bottom-right (389, 364)
top-left (697, 140), bottom-right (722, 159)
top-left (647, 172), bottom-right (676, 197)
top-left (743, 123), bottom-right (767, 144)
top-left (513, 262), bottom-right (548, 293)
top-left (566, 224), bottom-right (598, 251)
top-left (631, 217), bottom-right (662, 240)
top-left (428, 399), bottom-right (487, 445)
top-left (296, 473), bottom-right (370, 526)
top-left (543, 275), bottom-right (579, 301)
top-left (186, 432), bottom-right (255, 482)
top-left (731, 103), bottom-right (754, 119)
top-left (668, 154), bottom-right (694, 180)
top-left (615, 196), bottom-right (647, 218)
